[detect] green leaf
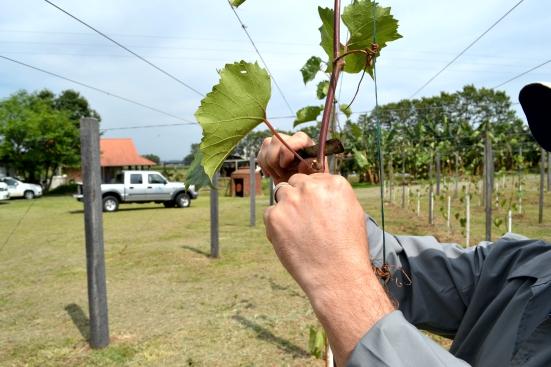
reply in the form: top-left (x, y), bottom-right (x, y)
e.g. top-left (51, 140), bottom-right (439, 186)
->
top-left (341, 0), bottom-right (402, 74)
top-left (301, 56), bottom-right (323, 84)
top-left (308, 326), bottom-right (325, 359)
top-left (340, 103), bottom-right (352, 118)
top-left (459, 218), bottom-right (466, 228)
top-left (318, 7), bottom-right (344, 72)
top-left (185, 151), bottom-right (212, 190)
top-left (316, 80), bottom-right (329, 99)
top-left (294, 105), bottom-right (323, 127)
top-left (195, 61), bottom-right (271, 180)
top-left (353, 149), bottom-right (368, 168)
top-left (229, 0), bottom-right (246, 7)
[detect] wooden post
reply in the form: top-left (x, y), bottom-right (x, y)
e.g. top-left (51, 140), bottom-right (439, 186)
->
top-left (428, 159), bottom-right (434, 225)
top-left (539, 147), bottom-right (545, 224)
top-left (210, 171), bottom-right (219, 258)
top-left (401, 153), bottom-right (406, 208)
top-left (466, 193), bottom-right (471, 248)
top-left (250, 154), bottom-right (256, 227)
top-left (484, 131), bottom-right (493, 241)
top-left (454, 153), bottom-right (459, 198)
top-left (547, 152), bottom-right (550, 192)
top-left (508, 210), bottom-right (512, 233)
top-left (436, 150), bottom-right (441, 195)
top-left (269, 177), bottom-right (274, 206)
top-left (79, 117), bottom-right (109, 349)
top-left (416, 190), bottom-right (420, 216)
top-left (447, 196), bottom-right (451, 232)
top-left (429, 191), bottom-right (434, 225)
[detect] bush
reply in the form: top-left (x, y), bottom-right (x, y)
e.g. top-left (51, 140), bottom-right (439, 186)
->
top-left (46, 183), bottom-right (78, 196)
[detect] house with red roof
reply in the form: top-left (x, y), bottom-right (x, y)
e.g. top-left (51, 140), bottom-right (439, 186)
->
top-left (99, 138), bottom-right (156, 182)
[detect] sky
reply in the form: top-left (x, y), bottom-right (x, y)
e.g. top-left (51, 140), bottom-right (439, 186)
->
top-left (0, 0), bottom-right (550, 161)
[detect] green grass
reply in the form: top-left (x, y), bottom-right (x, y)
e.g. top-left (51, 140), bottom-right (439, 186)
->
top-left (0, 176), bottom-right (549, 366)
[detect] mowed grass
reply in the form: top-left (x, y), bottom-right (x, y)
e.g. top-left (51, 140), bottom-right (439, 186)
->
top-left (0, 177), bottom-right (549, 366)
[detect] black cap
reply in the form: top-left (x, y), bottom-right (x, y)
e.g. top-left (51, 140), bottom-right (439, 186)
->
top-left (519, 83), bottom-right (551, 152)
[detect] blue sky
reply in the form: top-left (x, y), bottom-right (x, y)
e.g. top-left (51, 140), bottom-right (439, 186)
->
top-left (1, 0), bottom-right (550, 160)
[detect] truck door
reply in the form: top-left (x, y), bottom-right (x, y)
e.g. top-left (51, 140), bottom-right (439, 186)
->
top-left (126, 173), bottom-right (148, 201)
top-left (147, 173), bottom-right (170, 201)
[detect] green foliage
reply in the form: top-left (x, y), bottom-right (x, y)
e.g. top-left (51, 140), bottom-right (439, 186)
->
top-left (301, 56), bottom-right (323, 84)
top-left (0, 90), bottom-right (86, 188)
top-left (340, 103), bottom-right (352, 118)
top-left (294, 105), bottom-right (323, 127)
top-left (183, 143), bottom-right (200, 165)
top-left (316, 80), bottom-right (330, 99)
top-left (308, 326), bottom-right (326, 359)
top-left (317, 7), bottom-right (338, 71)
top-left (142, 153), bottom-right (161, 165)
top-left (341, 0), bottom-right (402, 74)
top-left (229, 0), bottom-right (246, 7)
top-left (186, 151), bottom-right (212, 190)
top-left (195, 61), bottom-right (271, 180)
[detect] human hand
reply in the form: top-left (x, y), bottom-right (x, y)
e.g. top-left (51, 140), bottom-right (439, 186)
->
top-left (257, 132), bottom-right (325, 184)
top-left (263, 173), bottom-right (394, 365)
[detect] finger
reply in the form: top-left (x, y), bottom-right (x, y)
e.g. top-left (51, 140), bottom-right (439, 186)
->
top-left (279, 132), bottom-right (315, 168)
top-left (274, 183), bottom-right (294, 203)
top-left (287, 173), bottom-right (310, 187)
top-left (266, 139), bottom-right (290, 180)
top-left (263, 206), bottom-right (274, 242)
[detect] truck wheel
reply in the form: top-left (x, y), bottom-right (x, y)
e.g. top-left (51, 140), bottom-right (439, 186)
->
top-left (175, 193), bottom-right (191, 208)
top-left (103, 196), bottom-right (119, 212)
top-left (163, 201), bottom-right (175, 208)
top-left (24, 190), bottom-right (35, 200)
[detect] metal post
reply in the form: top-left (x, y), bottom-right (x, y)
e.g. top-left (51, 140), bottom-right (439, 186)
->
top-left (79, 117), bottom-right (109, 349)
top-left (539, 147), bottom-right (545, 224)
top-left (508, 210), bottom-right (512, 233)
top-left (429, 160), bottom-right (434, 225)
top-left (250, 154), bottom-right (256, 227)
top-left (210, 172), bottom-right (219, 258)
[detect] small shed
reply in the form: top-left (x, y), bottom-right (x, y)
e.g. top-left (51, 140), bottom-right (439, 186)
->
top-left (230, 167), bottom-right (262, 197)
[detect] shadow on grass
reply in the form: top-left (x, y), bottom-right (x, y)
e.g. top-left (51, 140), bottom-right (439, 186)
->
top-left (181, 245), bottom-right (211, 258)
top-left (232, 315), bottom-right (310, 358)
top-left (65, 303), bottom-right (89, 341)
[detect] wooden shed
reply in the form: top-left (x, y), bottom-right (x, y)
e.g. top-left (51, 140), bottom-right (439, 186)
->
top-left (230, 167), bottom-right (262, 197)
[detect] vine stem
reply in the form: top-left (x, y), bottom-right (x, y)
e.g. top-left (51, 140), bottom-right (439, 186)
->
top-left (262, 118), bottom-right (308, 166)
top-left (317, 0), bottom-right (344, 172)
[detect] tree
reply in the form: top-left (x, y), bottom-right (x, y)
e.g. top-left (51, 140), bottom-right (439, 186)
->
top-left (0, 90), bottom-right (80, 189)
top-left (38, 89), bottom-right (101, 125)
top-left (143, 154), bottom-right (160, 165)
top-left (183, 143), bottom-right (200, 166)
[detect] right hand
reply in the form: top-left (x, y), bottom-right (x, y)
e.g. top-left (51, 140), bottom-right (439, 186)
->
top-left (257, 132), bottom-right (319, 184)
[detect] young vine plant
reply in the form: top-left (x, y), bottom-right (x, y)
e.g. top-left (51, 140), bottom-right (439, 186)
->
top-left (189, 0), bottom-right (401, 186)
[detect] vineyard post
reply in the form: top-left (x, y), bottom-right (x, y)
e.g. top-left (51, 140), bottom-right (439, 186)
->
top-left (210, 171), bottom-right (219, 258)
top-left (547, 152), bottom-right (550, 192)
top-left (454, 152), bottom-right (459, 198)
top-left (249, 153), bottom-right (256, 227)
top-left (430, 191), bottom-right (434, 225)
top-left (406, 186), bottom-right (409, 209)
top-left (436, 150), bottom-right (441, 195)
top-left (484, 129), bottom-right (493, 241)
top-left (269, 177), bottom-right (274, 206)
top-left (466, 192), bottom-right (471, 248)
top-left (428, 159), bottom-right (434, 225)
top-left (508, 210), bottom-right (512, 233)
top-left (539, 147), bottom-right (545, 224)
top-left (401, 152), bottom-right (405, 208)
top-left (79, 117), bottom-right (109, 349)
top-left (388, 157), bottom-right (393, 203)
top-left (416, 190), bottom-right (420, 216)
top-left (447, 195), bottom-right (451, 232)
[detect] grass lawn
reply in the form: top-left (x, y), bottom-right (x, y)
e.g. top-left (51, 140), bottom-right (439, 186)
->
top-left (0, 178), bottom-right (549, 366)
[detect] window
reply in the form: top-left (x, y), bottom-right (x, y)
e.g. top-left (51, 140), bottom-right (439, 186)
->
top-left (2, 178), bottom-right (18, 186)
top-left (130, 174), bottom-right (143, 184)
top-left (148, 174), bottom-right (166, 184)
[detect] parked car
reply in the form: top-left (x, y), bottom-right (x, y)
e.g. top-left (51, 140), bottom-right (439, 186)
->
top-left (0, 177), bottom-right (43, 199)
top-left (74, 170), bottom-right (198, 212)
top-left (0, 182), bottom-right (10, 201)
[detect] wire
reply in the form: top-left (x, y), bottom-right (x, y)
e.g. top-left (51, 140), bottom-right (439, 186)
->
top-left (0, 201), bottom-right (34, 255)
top-left (101, 122), bottom-right (197, 131)
top-left (227, 1), bottom-right (294, 115)
top-left (0, 54), bottom-right (194, 123)
top-left (493, 58), bottom-right (551, 89)
top-left (43, 0), bottom-right (204, 97)
top-left (410, 0), bottom-right (526, 98)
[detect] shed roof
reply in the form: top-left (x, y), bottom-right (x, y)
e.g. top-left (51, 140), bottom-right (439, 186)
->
top-left (100, 138), bottom-right (155, 167)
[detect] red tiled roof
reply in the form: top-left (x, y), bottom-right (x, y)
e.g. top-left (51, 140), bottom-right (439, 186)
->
top-left (100, 138), bottom-right (155, 167)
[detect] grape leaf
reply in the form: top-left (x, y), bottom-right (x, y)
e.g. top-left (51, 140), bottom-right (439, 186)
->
top-left (316, 80), bottom-right (329, 99)
top-left (294, 105), bottom-right (323, 127)
top-left (230, 0), bottom-right (246, 7)
top-left (301, 56), bottom-right (323, 84)
top-left (195, 61), bottom-right (271, 180)
top-left (340, 103), bottom-right (352, 118)
top-left (353, 149), bottom-right (368, 168)
top-left (186, 151), bottom-right (212, 190)
top-left (318, 7), bottom-right (345, 73)
top-left (341, 0), bottom-right (402, 74)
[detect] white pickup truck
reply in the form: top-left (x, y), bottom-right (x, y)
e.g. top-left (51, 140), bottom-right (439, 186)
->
top-left (74, 170), bottom-right (198, 212)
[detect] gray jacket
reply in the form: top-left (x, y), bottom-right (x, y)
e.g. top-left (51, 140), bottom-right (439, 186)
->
top-left (347, 217), bottom-right (551, 366)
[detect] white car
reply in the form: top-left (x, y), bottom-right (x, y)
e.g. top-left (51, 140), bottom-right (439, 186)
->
top-left (0, 177), bottom-right (43, 199)
top-left (0, 182), bottom-right (10, 201)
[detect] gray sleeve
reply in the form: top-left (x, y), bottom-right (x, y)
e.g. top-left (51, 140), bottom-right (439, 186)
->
top-left (365, 215), bottom-right (529, 335)
top-left (347, 311), bottom-right (471, 367)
